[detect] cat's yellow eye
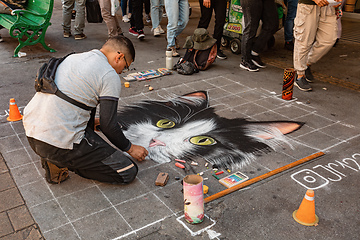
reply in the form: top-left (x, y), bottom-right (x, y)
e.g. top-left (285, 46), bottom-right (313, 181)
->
top-left (156, 119), bottom-right (175, 128)
top-left (189, 136), bottom-right (216, 146)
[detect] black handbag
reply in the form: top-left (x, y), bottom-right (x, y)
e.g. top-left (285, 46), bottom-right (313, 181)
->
top-left (35, 53), bottom-right (93, 111)
top-left (85, 0), bottom-right (103, 23)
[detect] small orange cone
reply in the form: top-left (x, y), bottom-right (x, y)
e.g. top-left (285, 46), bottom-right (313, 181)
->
top-left (7, 98), bottom-right (23, 122)
top-left (293, 189), bottom-right (319, 226)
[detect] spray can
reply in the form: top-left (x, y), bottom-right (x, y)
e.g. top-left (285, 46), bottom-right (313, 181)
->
top-left (166, 50), bottom-right (173, 70)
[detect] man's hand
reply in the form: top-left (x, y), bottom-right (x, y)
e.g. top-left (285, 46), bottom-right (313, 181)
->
top-left (203, 0), bottom-right (211, 8)
top-left (313, 0), bottom-right (329, 7)
top-left (127, 144), bottom-right (149, 162)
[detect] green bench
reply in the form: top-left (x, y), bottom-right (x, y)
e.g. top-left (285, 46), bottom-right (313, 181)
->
top-left (0, 0), bottom-right (56, 57)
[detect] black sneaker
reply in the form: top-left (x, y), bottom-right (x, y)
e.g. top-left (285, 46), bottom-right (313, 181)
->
top-left (251, 55), bottom-right (266, 68)
top-left (217, 49), bottom-right (227, 59)
top-left (294, 77), bottom-right (312, 91)
top-left (137, 29), bottom-right (145, 39)
top-left (240, 60), bottom-right (259, 72)
top-left (284, 41), bottom-right (294, 51)
top-left (305, 66), bottom-right (314, 82)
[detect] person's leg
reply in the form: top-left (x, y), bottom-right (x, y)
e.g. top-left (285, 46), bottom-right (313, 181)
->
top-left (144, 0), bottom-right (151, 14)
top-left (240, 0), bottom-right (261, 62)
top-left (284, 0), bottom-right (298, 42)
top-left (74, 0), bottom-right (86, 35)
top-left (212, 0), bottom-right (227, 48)
top-left (62, 0), bottom-right (75, 35)
top-left (131, 0), bottom-right (144, 31)
top-left (252, 0), bottom-right (278, 54)
top-left (99, 0), bottom-right (123, 37)
top-left (151, 0), bottom-right (161, 29)
top-left (165, 0), bottom-right (179, 48)
top-left (307, 5), bottom-right (337, 66)
top-left (175, 0), bottom-right (189, 38)
top-left (121, 0), bottom-right (128, 16)
top-left (197, 0), bottom-right (213, 29)
top-left (27, 129), bottom-right (138, 184)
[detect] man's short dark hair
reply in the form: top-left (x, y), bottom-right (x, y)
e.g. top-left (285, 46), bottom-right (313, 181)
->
top-left (104, 35), bottom-right (136, 61)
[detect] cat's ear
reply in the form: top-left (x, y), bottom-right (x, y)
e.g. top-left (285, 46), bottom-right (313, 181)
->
top-left (182, 91), bottom-right (208, 101)
top-left (247, 121), bottom-right (304, 139)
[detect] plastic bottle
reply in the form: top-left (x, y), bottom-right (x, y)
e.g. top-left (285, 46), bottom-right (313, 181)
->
top-left (166, 50), bottom-right (173, 70)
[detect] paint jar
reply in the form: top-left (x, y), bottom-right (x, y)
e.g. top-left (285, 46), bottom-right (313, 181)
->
top-left (183, 175), bottom-right (204, 224)
top-left (282, 68), bottom-right (296, 100)
top-left (166, 50), bottom-right (173, 70)
top-left (124, 82), bottom-right (130, 88)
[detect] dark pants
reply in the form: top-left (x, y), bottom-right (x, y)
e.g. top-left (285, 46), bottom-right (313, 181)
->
top-left (143, 0), bottom-right (150, 14)
top-left (27, 128), bottom-right (138, 184)
top-left (240, 0), bottom-right (278, 61)
top-left (130, 0), bottom-right (144, 30)
top-left (197, 0), bottom-right (227, 49)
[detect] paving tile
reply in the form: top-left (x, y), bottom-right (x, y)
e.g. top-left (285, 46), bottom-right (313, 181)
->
top-left (2, 148), bottom-right (33, 169)
top-left (42, 223), bottom-right (79, 240)
top-left (0, 211), bottom-right (13, 238)
top-left (233, 102), bottom-right (268, 117)
top-left (294, 113), bottom-right (336, 130)
top-left (0, 188), bottom-right (24, 212)
top-left (0, 123), bottom-right (15, 138)
top-left (163, 84), bottom-right (196, 96)
top-left (19, 180), bottom-right (54, 208)
top-left (116, 192), bottom-right (173, 230)
top-left (207, 88), bottom-right (231, 100)
top-left (220, 83), bottom-right (252, 94)
top-left (273, 104), bottom-right (313, 120)
top-left (48, 172), bottom-right (95, 198)
top-left (219, 94), bottom-right (249, 108)
top-left (97, 178), bottom-right (148, 206)
top-left (185, 80), bottom-right (216, 91)
top-left (7, 205), bottom-right (35, 231)
top-left (320, 122), bottom-right (360, 140)
top-left (152, 182), bottom-right (184, 213)
top-left (236, 89), bottom-right (269, 102)
top-left (72, 207), bottom-right (132, 240)
top-left (206, 76), bottom-right (235, 87)
top-left (9, 121), bottom-right (25, 135)
top-left (0, 225), bottom-right (43, 240)
top-left (136, 162), bottom-right (183, 192)
top-left (215, 108), bottom-right (248, 119)
top-left (57, 186), bottom-right (111, 221)
top-left (250, 110), bottom-right (287, 121)
top-left (296, 131), bottom-right (341, 151)
top-left (29, 200), bottom-right (69, 232)
top-left (0, 155), bottom-right (8, 174)
top-left (0, 172), bottom-right (15, 192)
top-left (10, 163), bottom-right (42, 187)
top-left (0, 135), bottom-right (23, 154)
top-left (254, 96), bottom-right (287, 110)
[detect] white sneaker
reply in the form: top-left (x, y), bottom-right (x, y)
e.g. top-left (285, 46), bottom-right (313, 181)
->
top-left (158, 26), bottom-right (165, 34)
top-left (122, 15), bottom-right (130, 22)
top-left (153, 26), bottom-right (161, 37)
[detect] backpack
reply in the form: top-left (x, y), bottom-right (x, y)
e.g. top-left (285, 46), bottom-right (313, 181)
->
top-left (35, 53), bottom-right (93, 111)
top-left (175, 44), bottom-right (217, 75)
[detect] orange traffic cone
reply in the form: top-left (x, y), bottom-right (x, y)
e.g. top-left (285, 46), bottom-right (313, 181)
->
top-left (293, 189), bottom-right (319, 226)
top-left (7, 98), bottom-right (23, 122)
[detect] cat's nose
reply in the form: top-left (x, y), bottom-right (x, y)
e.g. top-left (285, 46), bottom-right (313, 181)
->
top-left (149, 138), bottom-right (166, 147)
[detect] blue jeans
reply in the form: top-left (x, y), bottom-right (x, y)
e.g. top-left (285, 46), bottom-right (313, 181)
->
top-left (284, 0), bottom-right (298, 42)
top-left (121, 0), bottom-right (132, 15)
top-left (151, 0), bottom-right (164, 29)
top-left (164, 0), bottom-right (189, 48)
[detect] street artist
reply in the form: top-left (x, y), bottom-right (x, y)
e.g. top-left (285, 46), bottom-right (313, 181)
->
top-left (23, 36), bottom-right (148, 184)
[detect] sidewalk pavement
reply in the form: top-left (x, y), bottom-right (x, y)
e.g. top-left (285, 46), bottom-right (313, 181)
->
top-left (0, 1), bottom-right (360, 239)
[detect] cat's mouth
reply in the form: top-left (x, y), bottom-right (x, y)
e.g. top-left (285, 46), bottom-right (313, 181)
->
top-left (149, 138), bottom-right (166, 147)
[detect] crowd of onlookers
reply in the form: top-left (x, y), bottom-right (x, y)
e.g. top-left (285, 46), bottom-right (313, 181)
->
top-left (1, 0), bottom-right (345, 91)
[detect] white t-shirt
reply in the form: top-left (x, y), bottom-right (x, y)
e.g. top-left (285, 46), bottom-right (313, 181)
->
top-left (23, 50), bottom-right (121, 149)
